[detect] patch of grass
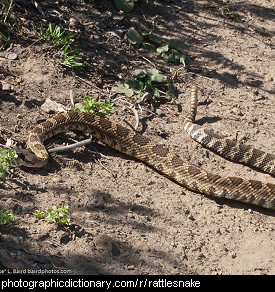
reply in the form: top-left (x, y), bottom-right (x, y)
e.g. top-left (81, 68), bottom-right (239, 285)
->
top-left (0, 148), bottom-right (17, 179)
top-left (0, 0), bottom-right (14, 24)
top-left (34, 204), bottom-right (70, 226)
top-left (0, 0), bottom-right (14, 47)
top-left (0, 0), bottom-right (24, 48)
top-left (74, 96), bottom-right (112, 116)
top-left (32, 22), bottom-right (82, 68)
top-left (0, 209), bottom-right (15, 225)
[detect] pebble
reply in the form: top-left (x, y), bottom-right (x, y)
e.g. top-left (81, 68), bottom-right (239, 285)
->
top-left (1, 81), bottom-right (12, 91)
top-left (264, 75), bottom-right (273, 82)
top-left (52, 176), bottom-right (62, 183)
top-left (231, 107), bottom-right (244, 116)
top-left (69, 17), bottom-right (79, 29)
top-left (126, 265), bottom-right (135, 270)
top-left (6, 52), bottom-right (18, 60)
top-left (0, 52), bottom-right (18, 60)
top-left (41, 98), bottom-right (67, 113)
top-left (187, 214), bottom-right (195, 221)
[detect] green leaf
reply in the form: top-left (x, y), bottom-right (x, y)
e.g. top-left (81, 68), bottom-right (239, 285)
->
top-left (114, 0), bottom-right (135, 13)
top-left (34, 210), bottom-right (45, 218)
top-left (155, 108), bottom-right (163, 116)
top-left (156, 42), bottom-right (192, 65)
top-left (153, 87), bottom-right (160, 98)
top-left (0, 164), bottom-right (8, 179)
top-left (61, 54), bottom-right (83, 68)
top-left (0, 149), bottom-right (17, 179)
top-left (74, 96), bottom-right (112, 116)
top-left (142, 29), bottom-right (163, 45)
top-left (126, 28), bottom-right (143, 45)
top-left (222, 6), bottom-right (242, 22)
top-left (112, 69), bottom-right (178, 106)
top-left (156, 43), bottom-right (169, 53)
top-left (148, 33), bottom-right (163, 45)
top-left (132, 69), bottom-right (147, 79)
top-left (159, 48), bottom-right (174, 63)
top-left (147, 69), bottom-right (164, 83)
top-left (111, 82), bottom-right (134, 97)
top-left (0, 31), bottom-right (9, 43)
top-left (128, 80), bottom-right (144, 92)
top-left (144, 81), bottom-right (156, 96)
top-left (166, 76), bottom-right (178, 101)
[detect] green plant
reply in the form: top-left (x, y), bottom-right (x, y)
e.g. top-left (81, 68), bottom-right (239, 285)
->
top-left (126, 27), bottom-right (191, 65)
top-left (74, 96), bottom-right (112, 116)
top-left (32, 22), bottom-right (82, 68)
top-left (61, 47), bottom-right (83, 68)
top-left (0, 209), bottom-right (15, 225)
top-left (34, 204), bottom-right (70, 226)
top-left (141, 28), bottom-right (163, 45)
top-left (112, 69), bottom-right (177, 111)
top-left (45, 23), bottom-right (75, 46)
top-left (126, 27), bottom-right (162, 46)
top-left (222, 6), bottom-right (242, 22)
top-left (126, 28), bottom-right (143, 45)
top-left (0, 148), bottom-right (17, 179)
top-left (156, 43), bottom-right (192, 65)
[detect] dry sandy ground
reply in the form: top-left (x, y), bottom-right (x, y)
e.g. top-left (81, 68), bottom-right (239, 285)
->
top-left (0, 0), bottom-right (274, 274)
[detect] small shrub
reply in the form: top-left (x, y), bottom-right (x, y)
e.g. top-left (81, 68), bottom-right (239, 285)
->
top-left (0, 209), bottom-right (15, 225)
top-left (0, 148), bottom-right (17, 179)
top-left (34, 204), bottom-right (70, 226)
top-left (74, 96), bottom-right (112, 116)
top-left (112, 68), bottom-right (177, 113)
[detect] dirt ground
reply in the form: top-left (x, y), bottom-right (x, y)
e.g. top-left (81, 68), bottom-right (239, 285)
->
top-left (0, 0), bottom-right (274, 275)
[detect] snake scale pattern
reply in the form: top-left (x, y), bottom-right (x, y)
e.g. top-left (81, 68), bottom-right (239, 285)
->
top-left (184, 86), bottom-right (275, 176)
top-left (27, 88), bottom-right (275, 210)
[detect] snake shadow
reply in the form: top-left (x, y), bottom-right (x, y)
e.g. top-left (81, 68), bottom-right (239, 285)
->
top-left (195, 116), bottom-right (222, 126)
top-left (204, 195), bottom-right (275, 216)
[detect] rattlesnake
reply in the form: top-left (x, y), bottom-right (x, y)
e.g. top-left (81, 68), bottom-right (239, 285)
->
top-left (25, 87), bottom-right (275, 210)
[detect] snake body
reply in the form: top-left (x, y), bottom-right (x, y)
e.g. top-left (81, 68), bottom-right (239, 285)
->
top-left (27, 98), bottom-right (275, 210)
top-left (184, 86), bottom-right (275, 175)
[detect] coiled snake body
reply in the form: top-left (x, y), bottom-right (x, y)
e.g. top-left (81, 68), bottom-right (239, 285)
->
top-left (27, 87), bottom-right (275, 210)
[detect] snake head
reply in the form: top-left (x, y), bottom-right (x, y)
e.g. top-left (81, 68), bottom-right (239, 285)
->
top-left (15, 148), bottom-right (48, 168)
